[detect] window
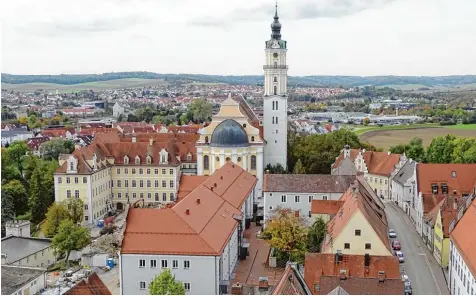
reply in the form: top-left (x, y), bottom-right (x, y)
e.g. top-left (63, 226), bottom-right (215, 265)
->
top-left (273, 85), bottom-right (277, 95)
top-left (117, 168), bottom-right (121, 174)
top-left (275, 117), bottom-right (278, 124)
top-left (385, 179), bottom-right (388, 185)
top-left (184, 283), bottom-right (191, 292)
top-left (124, 168), bottom-right (128, 174)
top-left (205, 136), bottom-right (209, 143)
top-left (58, 177), bottom-right (62, 184)
top-left (124, 156), bottom-right (129, 164)
top-left (146, 157), bottom-right (151, 164)
top-left (132, 193), bottom-right (136, 199)
top-left (431, 183), bottom-right (438, 193)
top-left (148, 193), bottom-right (151, 199)
top-left (251, 155), bottom-right (256, 170)
top-left (294, 195), bottom-right (300, 203)
top-left (83, 177), bottom-right (87, 183)
top-left (66, 177), bottom-right (71, 184)
top-left (162, 169), bottom-right (166, 174)
top-left (309, 196), bottom-right (313, 202)
top-left (139, 168), bottom-right (143, 174)
top-left (216, 156), bottom-right (220, 162)
top-left (125, 180), bottom-right (129, 187)
top-left (75, 190), bottom-right (79, 198)
top-left (150, 260), bottom-right (157, 268)
top-left (204, 155), bottom-right (210, 170)
top-left (139, 281), bottom-right (146, 290)
top-left (162, 193), bottom-right (167, 201)
top-left (170, 193), bottom-right (174, 200)
top-left (154, 169), bottom-right (159, 174)
top-left (276, 101), bottom-right (278, 110)
top-left (140, 180), bottom-right (144, 187)
top-left (281, 195), bottom-right (287, 203)
top-left (135, 156), bottom-right (140, 164)
top-left (67, 190), bottom-right (71, 198)
top-left (273, 76), bottom-right (277, 82)
top-left (155, 193), bottom-right (159, 201)
top-left (147, 180), bottom-right (151, 188)
top-left (237, 157), bottom-right (242, 162)
top-left (147, 168), bottom-right (151, 174)
top-left (365, 243), bottom-right (372, 250)
top-left (172, 260), bottom-right (179, 269)
top-left (117, 180), bottom-right (121, 187)
top-left (74, 177), bottom-right (79, 184)
top-left (170, 180), bottom-right (174, 188)
top-left (84, 204), bottom-right (88, 210)
top-left (70, 162), bottom-right (74, 171)
top-left (355, 230), bottom-right (361, 236)
top-left (169, 169), bottom-right (174, 175)
top-left (323, 195), bottom-right (328, 200)
top-left (184, 260), bottom-right (190, 269)
top-left (251, 136), bottom-right (255, 142)
top-left (161, 259), bottom-right (168, 268)
top-left (344, 243), bottom-right (350, 249)
top-left (442, 184), bottom-right (448, 194)
top-left (162, 180), bottom-right (166, 187)
top-left (155, 180), bottom-right (159, 187)
top-left (140, 193), bottom-right (144, 199)
top-left (139, 259), bottom-right (146, 268)
top-left (118, 193), bottom-right (122, 198)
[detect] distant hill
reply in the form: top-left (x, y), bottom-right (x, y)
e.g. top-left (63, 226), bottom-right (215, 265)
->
top-left (2, 72), bottom-right (476, 88)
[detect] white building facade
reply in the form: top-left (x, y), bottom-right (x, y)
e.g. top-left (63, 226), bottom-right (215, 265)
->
top-left (449, 240), bottom-right (476, 295)
top-left (263, 6), bottom-right (288, 170)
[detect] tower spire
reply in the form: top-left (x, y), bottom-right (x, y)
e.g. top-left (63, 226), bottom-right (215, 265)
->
top-left (271, 0), bottom-right (282, 40)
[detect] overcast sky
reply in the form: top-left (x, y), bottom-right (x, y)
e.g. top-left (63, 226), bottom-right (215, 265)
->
top-left (1, 0), bottom-right (475, 76)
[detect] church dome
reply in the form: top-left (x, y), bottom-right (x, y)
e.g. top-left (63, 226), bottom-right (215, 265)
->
top-left (210, 119), bottom-right (249, 148)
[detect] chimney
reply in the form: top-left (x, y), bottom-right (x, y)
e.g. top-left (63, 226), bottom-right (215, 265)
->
top-left (258, 277), bottom-right (269, 290)
top-left (214, 183), bottom-right (217, 188)
top-left (387, 151), bottom-right (391, 155)
top-left (231, 283), bottom-right (243, 295)
top-left (378, 271), bottom-right (385, 282)
top-left (196, 198), bottom-right (200, 205)
top-left (339, 270), bottom-right (347, 280)
top-left (362, 149), bottom-right (366, 153)
top-left (220, 176), bottom-right (223, 180)
top-left (364, 253), bottom-right (370, 267)
top-left (185, 209), bottom-right (190, 215)
top-left (149, 138), bottom-right (153, 146)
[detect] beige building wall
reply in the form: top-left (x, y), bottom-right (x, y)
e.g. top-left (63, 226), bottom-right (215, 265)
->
top-left (9, 246), bottom-right (56, 268)
top-left (364, 174), bottom-right (390, 198)
top-left (322, 210), bottom-right (392, 256)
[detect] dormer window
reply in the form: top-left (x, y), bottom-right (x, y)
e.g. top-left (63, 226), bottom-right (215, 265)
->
top-left (124, 156), bottom-right (129, 164)
top-left (251, 136), bottom-right (255, 142)
top-left (146, 155), bottom-right (152, 164)
top-left (205, 136), bottom-right (209, 143)
top-left (451, 171), bottom-right (456, 178)
top-left (186, 153), bottom-right (192, 162)
top-left (159, 149), bottom-right (169, 164)
top-left (431, 183), bottom-right (438, 194)
top-left (70, 162), bottom-right (74, 171)
top-left (135, 156), bottom-right (140, 164)
top-left (441, 184), bottom-right (448, 194)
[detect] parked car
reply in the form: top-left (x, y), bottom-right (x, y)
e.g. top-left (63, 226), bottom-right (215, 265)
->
top-left (388, 229), bottom-right (397, 238)
top-left (402, 275), bottom-right (412, 295)
top-left (392, 240), bottom-right (401, 250)
top-left (395, 251), bottom-right (404, 263)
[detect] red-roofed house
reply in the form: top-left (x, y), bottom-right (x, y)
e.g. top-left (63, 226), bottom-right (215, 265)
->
top-left (119, 162), bottom-right (257, 295)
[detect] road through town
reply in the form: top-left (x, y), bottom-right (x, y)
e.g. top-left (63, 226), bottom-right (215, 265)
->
top-left (383, 200), bottom-right (449, 295)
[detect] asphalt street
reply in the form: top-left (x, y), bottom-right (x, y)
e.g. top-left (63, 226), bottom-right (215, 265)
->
top-left (383, 200), bottom-right (449, 295)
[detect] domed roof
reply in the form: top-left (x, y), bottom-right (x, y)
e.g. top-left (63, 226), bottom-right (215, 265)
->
top-left (210, 119), bottom-right (249, 148)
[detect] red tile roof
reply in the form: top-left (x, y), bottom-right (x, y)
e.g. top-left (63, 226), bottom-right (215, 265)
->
top-left (272, 264), bottom-right (311, 295)
top-left (264, 175), bottom-right (356, 193)
top-left (450, 198), bottom-right (476, 277)
top-left (311, 200), bottom-right (344, 215)
top-left (63, 273), bottom-right (111, 295)
top-left (417, 164), bottom-right (476, 196)
top-left (304, 253), bottom-right (401, 295)
top-left (121, 162), bottom-right (257, 256)
top-left (333, 149), bottom-right (402, 177)
top-left (177, 175), bottom-right (209, 201)
top-left (319, 275), bottom-right (404, 295)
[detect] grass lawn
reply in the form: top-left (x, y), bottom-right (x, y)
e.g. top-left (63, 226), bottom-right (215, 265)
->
top-left (353, 123), bottom-right (440, 136)
top-left (444, 124), bottom-right (476, 130)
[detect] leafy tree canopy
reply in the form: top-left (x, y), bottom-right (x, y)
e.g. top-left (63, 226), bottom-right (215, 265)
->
top-left (149, 269), bottom-right (186, 295)
top-left (52, 220), bottom-right (91, 263)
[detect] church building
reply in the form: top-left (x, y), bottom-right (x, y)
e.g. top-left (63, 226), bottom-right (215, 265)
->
top-left (196, 4), bottom-right (288, 199)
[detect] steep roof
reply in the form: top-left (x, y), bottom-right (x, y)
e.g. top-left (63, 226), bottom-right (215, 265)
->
top-left (272, 263), bottom-right (312, 295)
top-left (304, 253), bottom-right (401, 295)
top-left (450, 198), bottom-right (476, 276)
top-left (63, 272), bottom-right (111, 295)
top-left (416, 164), bottom-right (476, 196)
top-left (311, 200), bottom-right (345, 215)
top-left (264, 175), bottom-right (356, 193)
top-left (332, 149), bottom-right (403, 176)
top-left (121, 162), bottom-right (257, 256)
top-left (1, 266), bottom-right (46, 295)
top-left (392, 160), bottom-right (416, 185)
top-left (319, 276), bottom-right (404, 295)
top-left (332, 149), bottom-right (360, 169)
top-left (177, 175), bottom-right (209, 201)
top-left (322, 177), bottom-right (390, 253)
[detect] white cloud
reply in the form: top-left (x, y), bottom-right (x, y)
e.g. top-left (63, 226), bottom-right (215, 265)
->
top-left (1, 0), bottom-right (475, 75)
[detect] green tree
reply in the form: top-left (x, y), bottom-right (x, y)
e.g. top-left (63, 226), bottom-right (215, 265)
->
top-left (452, 138), bottom-right (476, 163)
top-left (28, 114), bottom-right (38, 128)
top-left (1, 191), bottom-right (15, 237)
top-left (40, 139), bottom-right (74, 161)
top-left (406, 137), bottom-right (425, 162)
top-left (42, 203), bottom-right (71, 237)
top-left (265, 163), bottom-right (286, 174)
top-left (149, 269), bottom-right (186, 295)
top-left (52, 220), bottom-right (91, 263)
top-left (261, 208), bottom-right (308, 264)
top-left (2, 180), bottom-right (28, 215)
top-left (307, 217), bottom-right (327, 253)
top-left (426, 135), bottom-right (456, 163)
top-left (188, 99), bottom-right (212, 123)
top-left (29, 167), bottom-right (50, 223)
top-left (293, 159), bottom-right (306, 174)
top-left (64, 198), bottom-right (84, 224)
top-left (5, 141), bottom-right (29, 175)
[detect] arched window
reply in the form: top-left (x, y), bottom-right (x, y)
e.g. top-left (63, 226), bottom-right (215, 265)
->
top-left (274, 61), bottom-right (277, 68)
top-left (243, 123), bottom-right (247, 128)
top-left (275, 117), bottom-right (278, 125)
top-left (272, 117), bottom-right (275, 124)
top-left (251, 155), bottom-right (257, 170)
top-left (273, 76), bottom-right (277, 82)
top-left (272, 101), bottom-right (275, 110)
top-left (226, 157), bottom-right (231, 162)
top-left (204, 155), bottom-right (209, 170)
top-left (124, 156), bottom-right (129, 164)
top-left (135, 156), bottom-right (140, 164)
top-left (251, 136), bottom-right (255, 142)
top-left (274, 86), bottom-right (277, 95)
top-left (146, 156), bottom-right (152, 164)
top-left (205, 136), bottom-right (209, 143)
top-left (70, 162), bottom-right (74, 171)
top-left (276, 101), bottom-right (278, 110)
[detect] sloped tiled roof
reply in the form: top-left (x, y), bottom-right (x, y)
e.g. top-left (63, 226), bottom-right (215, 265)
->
top-left (63, 273), bottom-right (111, 295)
top-left (392, 160), bottom-right (416, 185)
top-left (264, 175), bottom-right (356, 193)
top-left (121, 162), bottom-right (257, 256)
top-left (272, 263), bottom-right (312, 295)
top-left (450, 198), bottom-right (476, 277)
top-left (417, 164), bottom-right (476, 196)
top-left (311, 200), bottom-right (345, 215)
top-left (319, 276), bottom-right (403, 295)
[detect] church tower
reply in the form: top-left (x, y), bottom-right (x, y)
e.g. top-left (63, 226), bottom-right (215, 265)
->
top-left (263, 3), bottom-right (288, 170)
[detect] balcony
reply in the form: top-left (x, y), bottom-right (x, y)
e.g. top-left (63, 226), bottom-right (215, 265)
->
top-left (263, 65), bottom-right (288, 70)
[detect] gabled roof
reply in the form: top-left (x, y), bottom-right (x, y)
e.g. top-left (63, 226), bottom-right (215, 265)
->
top-left (416, 164), bottom-right (476, 196)
top-left (322, 177), bottom-right (390, 253)
top-left (121, 162), bottom-right (257, 256)
top-left (333, 149), bottom-right (403, 177)
top-left (272, 263), bottom-right (312, 295)
top-left (63, 272), bottom-right (111, 295)
top-left (311, 200), bottom-right (345, 215)
top-left (392, 160), bottom-right (416, 185)
top-left (450, 198), bottom-right (476, 277)
top-left (319, 276), bottom-right (403, 295)
top-left (264, 175), bottom-right (356, 193)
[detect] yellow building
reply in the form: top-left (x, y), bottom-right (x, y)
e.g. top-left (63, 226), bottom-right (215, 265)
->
top-left (321, 177), bottom-right (393, 256)
top-left (433, 197), bottom-right (458, 267)
top-left (196, 95), bottom-right (265, 197)
top-left (54, 133), bottom-right (191, 225)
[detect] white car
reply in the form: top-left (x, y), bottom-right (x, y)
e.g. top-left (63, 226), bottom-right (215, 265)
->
top-left (389, 229), bottom-right (397, 238)
top-left (395, 251), bottom-right (404, 263)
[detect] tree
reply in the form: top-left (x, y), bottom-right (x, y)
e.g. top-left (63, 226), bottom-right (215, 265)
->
top-left (28, 114), bottom-right (38, 128)
top-left (406, 137), bottom-right (425, 162)
top-left (149, 268), bottom-right (186, 295)
top-left (29, 167), bottom-right (50, 223)
top-left (426, 135), bottom-right (456, 163)
top-left (52, 220), bottom-right (91, 263)
top-left (261, 208), bottom-right (308, 264)
top-left (42, 203), bottom-right (71, 237)
top-left (64, 198), bottom-right (84, 224)
top-left (307, 217), bottom-right (327, 252)
top-left (293, 159), bottom-right (306, 174)
top-left (2, 180), bottom-right (28, 215)
top-left (188, 99), bottom-right (212, 123)
top-left (265, 163), bottom-right (286, 174)
top-left (1, 191), bottom-right (15, 237)
top-left (5, 141), bottom-right (29, 175)
top-left (40, 139), bottom-right (74, 161)
top-left (452, 138), bottom-right (476, 163)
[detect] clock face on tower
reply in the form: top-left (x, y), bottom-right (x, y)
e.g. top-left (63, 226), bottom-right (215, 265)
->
top-left (273, 53), bottom-right (278, 58)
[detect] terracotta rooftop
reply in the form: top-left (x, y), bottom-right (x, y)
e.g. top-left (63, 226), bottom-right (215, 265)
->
top-left (416, 163), bottom-right (476, 196)
top-left (264, 174), bottom-right (356, 193)
top-left (333, 149), bottom-right (403, 177)
top-left (121, 162), bottom-right (257, 256)
top-left (311, 200), bottom-right (345, 215)
top-left (450, 198), bottom-right (476, 277)
top-left (177, 175), bottom-right (209, 202)
top-left (319, 276), bottom-right (404, 295)
top-left (271, 264), bottom-right (312, 295)
top-left (63, 272), bottom-right (111, 295)
top-left (304, 253), bottom-right (401, 295)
